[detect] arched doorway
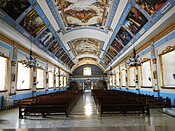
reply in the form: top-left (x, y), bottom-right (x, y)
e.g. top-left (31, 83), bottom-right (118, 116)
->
top-left (83, 79), bottom-right (92, 90)
top-left (69, 81), bottom-right (79, 90)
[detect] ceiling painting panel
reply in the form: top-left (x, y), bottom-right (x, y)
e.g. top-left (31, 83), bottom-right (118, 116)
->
top-left (106, 46), bottom-right (118, 58)
top-left (55, 48), bottom-right (65, 58)
top-left (48, 40), bottom-right (60, 54)
top-left (123, 7), bottom-right (148, 35)
top-left (115, 27), bottom-right (133, 46)
top-left (19, 9), bottom-right (46, 37)
top-left (37, 28), bottom-right (54, 46)
top-left (135, 0), bottom-right (168, 17)
top-left (111, 39), bottom-right (124, 53)
top-left (71, 38), bottom-right (102, 56)
top-left (55, 0), bottom-right (112, 28)
top-left (104, 55), bottom-right (111, 66)
top-left (0, 0), bottom-right (31, 20)
top-left (61, 53), bottom-right (68, 61)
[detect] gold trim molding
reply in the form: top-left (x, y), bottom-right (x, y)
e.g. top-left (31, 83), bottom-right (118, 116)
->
top-left (153, 23), bottom-right (175, 42)
top-left (0, 34), bottom-right (68, 73)
top-left (140, 58), bottom-right (150, 63)
top-left (161, 45), bottom-right (175, 55)
top-left (0, 51), bottom-right (5, 57)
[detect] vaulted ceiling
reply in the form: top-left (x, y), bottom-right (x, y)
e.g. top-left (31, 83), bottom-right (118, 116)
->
top-left (0, 0), bottom-right (175, 73)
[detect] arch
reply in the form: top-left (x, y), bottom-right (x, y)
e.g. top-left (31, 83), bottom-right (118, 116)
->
top-left (72, 64), bottom-right (104, 76)
top-left (71, 60), bottom-right (105, 73)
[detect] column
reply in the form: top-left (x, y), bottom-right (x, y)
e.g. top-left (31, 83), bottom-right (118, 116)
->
top-left (150, 42), bottom-right (159, 92)
top-left (10, 45), bottom-right (17, 95)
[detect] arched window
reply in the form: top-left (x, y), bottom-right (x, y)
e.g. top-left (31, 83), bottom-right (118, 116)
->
top-left (83, 67), bottom-right (91, 76)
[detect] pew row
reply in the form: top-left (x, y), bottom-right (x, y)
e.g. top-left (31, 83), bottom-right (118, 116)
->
top-left (92, 90), bottom-right (150, 116)
top-left (16, 90), bottom-right (83, 118)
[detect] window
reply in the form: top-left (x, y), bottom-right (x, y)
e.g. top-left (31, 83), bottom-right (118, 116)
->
top-left (83, 67), bottom-right (91, 76)
top-left (48, 71), bottom-right (54, 87)
top-left (60, 76), bottom-right (63, 87)
top-left (160, 50), bottom-right (175, 87)
top-left (0, 56), bottom-right (8, 91)
top-left (64, 76), bottom-right (67, 87)
top-left (129, 67), bottom-right (135, 86)
top-left (36, 68), bottom-right (44, 89)
top-left (121, 65), bottom-right (126, 86)
top-left (141, 61), bottom-right (152, 87)
top-left (112, 73), bottom-right (116, 86)
top-left (55, 75), bottom-right (59, 87)
top-left (109, 76), bottom-right (112, 86)
top-left (17, 63), bottom-right (30, 90)
top-left (115, 69), bottom-right (120, 86)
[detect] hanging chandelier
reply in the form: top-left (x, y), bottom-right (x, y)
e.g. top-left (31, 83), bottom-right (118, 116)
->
top-left (127, 49), bottom-right (141, 67)
top-left (21, 49), bottom-right (39, 69)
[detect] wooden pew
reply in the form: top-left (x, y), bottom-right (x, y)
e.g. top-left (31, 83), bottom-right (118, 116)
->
top-left (92, 90), bottom-right (150, 116)
top-left (18, 90), bottom-right (83, 118)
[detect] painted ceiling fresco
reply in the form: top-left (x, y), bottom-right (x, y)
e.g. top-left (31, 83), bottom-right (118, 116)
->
top-left (71, 38), bottom-right (102, 56)
top-left (20, 9), bottom-right (46, 37)
top-left (103, 0), bottom-right (170, 66)
top-left (136, 0), bottom-right (168, 16)
top-left (0, 0), bottom-right (74, 69)
top-left (54, 0), bottom-right (112, 28)
top-left (0, 0), bottom-right (174, 70)
top-left (0, 0), bottom-right (30, 20)
top-left (37, 28), bottom-right (54, 47)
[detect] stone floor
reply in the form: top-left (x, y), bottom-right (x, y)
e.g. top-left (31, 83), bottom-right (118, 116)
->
top-left (0, 91), bottom-right (175, 131)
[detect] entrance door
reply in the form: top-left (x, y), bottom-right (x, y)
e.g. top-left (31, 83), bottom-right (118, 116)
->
top-left (84, 79), bottom-right (91, 90)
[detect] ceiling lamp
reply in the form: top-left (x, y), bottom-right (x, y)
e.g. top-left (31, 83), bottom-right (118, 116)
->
top-left (127, 48), bottom-right (141, 67)
top-left (21, 42), bottom-right (39, 69)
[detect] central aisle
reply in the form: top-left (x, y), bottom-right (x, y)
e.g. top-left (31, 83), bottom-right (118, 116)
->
top-left (70, 91), bottom-right (98, 116)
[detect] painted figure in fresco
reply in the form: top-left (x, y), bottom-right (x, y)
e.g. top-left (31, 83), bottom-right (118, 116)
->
top-left (0, 0), bottom-right (30, 20)
top-left (124, 7), bottom-right (147, 35)
top-left (135, 0), bottom-right (167, 16)
top-left (116, 27), bottom-right (133, 46)
top-left (20, 10), bottom-right (46, 37)
top-left (111, 40), bottom-right (123, 52)
top-left (38, 29), bottom-right (53, 46)
top-left (59, 0), bottom-right (106, 25)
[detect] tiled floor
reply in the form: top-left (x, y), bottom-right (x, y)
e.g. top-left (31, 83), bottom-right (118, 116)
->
top-left (0, 92), bottom-right (175, 131)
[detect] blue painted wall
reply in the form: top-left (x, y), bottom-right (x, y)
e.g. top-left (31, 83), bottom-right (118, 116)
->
top-left (11, 88), bottom-right (67, 101)
top-left (73, 64), bottom-right (103, 76)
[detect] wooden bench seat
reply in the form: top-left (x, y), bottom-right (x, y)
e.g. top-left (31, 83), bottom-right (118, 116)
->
top-left (92, 90), bottom-right (150, 116)
top-left (17, 90), bottom-right (83, 119)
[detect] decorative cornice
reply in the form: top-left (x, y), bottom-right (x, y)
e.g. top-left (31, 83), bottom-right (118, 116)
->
top-left (153, 23), bottom-right (175, 42)
top-left (140, 57), bottom-right (150, 63)
top-left (0, 51), bottom-right (4, 57)
top-left (161, 45), bottom-right (175, 55)
top-left (0, 34), bottom-right (68, 73)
